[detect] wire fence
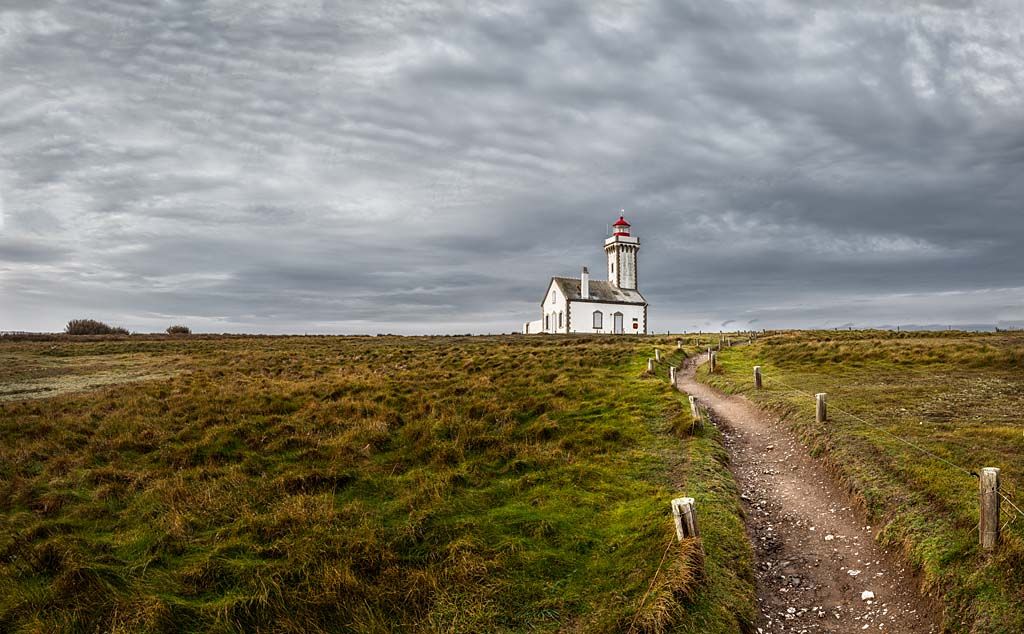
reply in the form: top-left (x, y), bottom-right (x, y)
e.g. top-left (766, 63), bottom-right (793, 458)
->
top-left (656, 342), bottom-right (1024, 531)
top-left (749, 368), bottom-right (1024, 529)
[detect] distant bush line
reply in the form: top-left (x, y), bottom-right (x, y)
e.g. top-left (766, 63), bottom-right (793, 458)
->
top-left (58, 321), bottom-right (195, 336)
top-left (65, 319), bottom-right (129, 335)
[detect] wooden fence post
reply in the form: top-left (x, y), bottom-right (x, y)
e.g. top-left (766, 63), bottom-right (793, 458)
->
top-left (754, 366), bottom-right (762, 389)
top-left (669, 366), bottom-right (677, 384)
top-left (710, 352), bottom-right (717, 373)
top-left (655, 349), bottom-right (661, 362)
top-left (671, 497), bottom-right (699, 540)
top-left (815, 393), bottom-right (827, 423)
top-left (647, 358), bottom-right (655, 373)
top-left (688, 395), bottom-right (701, 424)
top-left (980, 467), bottom-right (1001, 551)
top-left (677, 339), bottom-right (682, 350)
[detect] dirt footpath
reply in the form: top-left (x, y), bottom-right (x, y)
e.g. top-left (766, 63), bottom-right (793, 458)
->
top-left (676, 359), bottom-right (939, 633)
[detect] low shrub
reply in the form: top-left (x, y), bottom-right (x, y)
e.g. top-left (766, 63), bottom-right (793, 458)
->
top-left (64, 319), bottom-right (129, 335)
top-left (166, 325), bottom-right (191, 335)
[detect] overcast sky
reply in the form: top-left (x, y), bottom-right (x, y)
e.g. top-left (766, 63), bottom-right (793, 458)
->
top-left (1, 1), bottom-right (1022, 334)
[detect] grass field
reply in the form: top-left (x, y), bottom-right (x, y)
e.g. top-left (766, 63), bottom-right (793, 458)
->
top-left (702, 330), bottom-right (1024, 633)
top-left (0, 335), bottom-right (754, 633)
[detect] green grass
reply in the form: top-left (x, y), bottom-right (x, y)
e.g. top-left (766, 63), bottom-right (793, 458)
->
top-left (0, 335), bottom-right (754, 633)
top-left (700, 330), bottom-right (1024, 633)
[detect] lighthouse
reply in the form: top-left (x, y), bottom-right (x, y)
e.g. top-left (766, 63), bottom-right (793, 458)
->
top-left (522, 212), bottom-right (648, 334)
top-left (605, 214), bottom-right (639, 289)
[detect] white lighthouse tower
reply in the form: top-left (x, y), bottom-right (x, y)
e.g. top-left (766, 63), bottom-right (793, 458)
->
top-left (605, 213), bottom-right (639, 289)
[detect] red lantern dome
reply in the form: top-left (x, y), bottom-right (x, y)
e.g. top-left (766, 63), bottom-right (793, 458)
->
top-left (612, 214), bottom-right (631, 236)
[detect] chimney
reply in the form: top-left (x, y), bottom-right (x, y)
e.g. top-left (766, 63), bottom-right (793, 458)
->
top-left (581, 267), bottom-right (590, 299)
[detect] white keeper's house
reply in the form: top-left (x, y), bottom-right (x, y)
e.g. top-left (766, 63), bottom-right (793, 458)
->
top-left (523, 214), bottom-right (648, 335)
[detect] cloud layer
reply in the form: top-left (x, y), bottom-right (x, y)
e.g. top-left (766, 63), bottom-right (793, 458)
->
top-left (1, 1), bottom-right (1022, 333)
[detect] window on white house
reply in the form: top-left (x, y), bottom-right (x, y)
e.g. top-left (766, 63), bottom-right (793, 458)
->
top-left (559, 312), bottom-right (563, 328)
top-left (544, 315), bottom-right (549, 330)
top-left (593, 311), bottom-right (602, 329)
top-left (551, 290), bottom-right (556, 303)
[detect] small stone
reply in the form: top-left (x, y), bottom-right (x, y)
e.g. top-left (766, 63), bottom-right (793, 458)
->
top-left (824, 534), bottom-right (834, 541)
top-left (848, 569), bottom-right (861, 576)
top-left (861, 590), bottom-right (875, 601)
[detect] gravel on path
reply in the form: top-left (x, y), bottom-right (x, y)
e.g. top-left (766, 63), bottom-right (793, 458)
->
top-left (676, 358), bottom-right (940, 633)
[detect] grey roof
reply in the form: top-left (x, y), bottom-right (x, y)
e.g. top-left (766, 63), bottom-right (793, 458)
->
top-left (550, 277), bottom-right (646, 304)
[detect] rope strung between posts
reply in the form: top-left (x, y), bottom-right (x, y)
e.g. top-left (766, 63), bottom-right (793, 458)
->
top-left (765, 375), bottom-right (977, 478)
top-left (998, 491), bottom-right (1024, 519)
top-left (760, 373), bottom-right (1024, 522)
top-left (712, 340), bottom-right (1024, 536)
top-left (704, 343), bottom-right (1024, 526)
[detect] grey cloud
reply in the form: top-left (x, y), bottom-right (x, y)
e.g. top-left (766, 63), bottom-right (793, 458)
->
top-left (0, 237), bottom-right (68, 263)
top-left (0, 1), bottom-right (1022, 333)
